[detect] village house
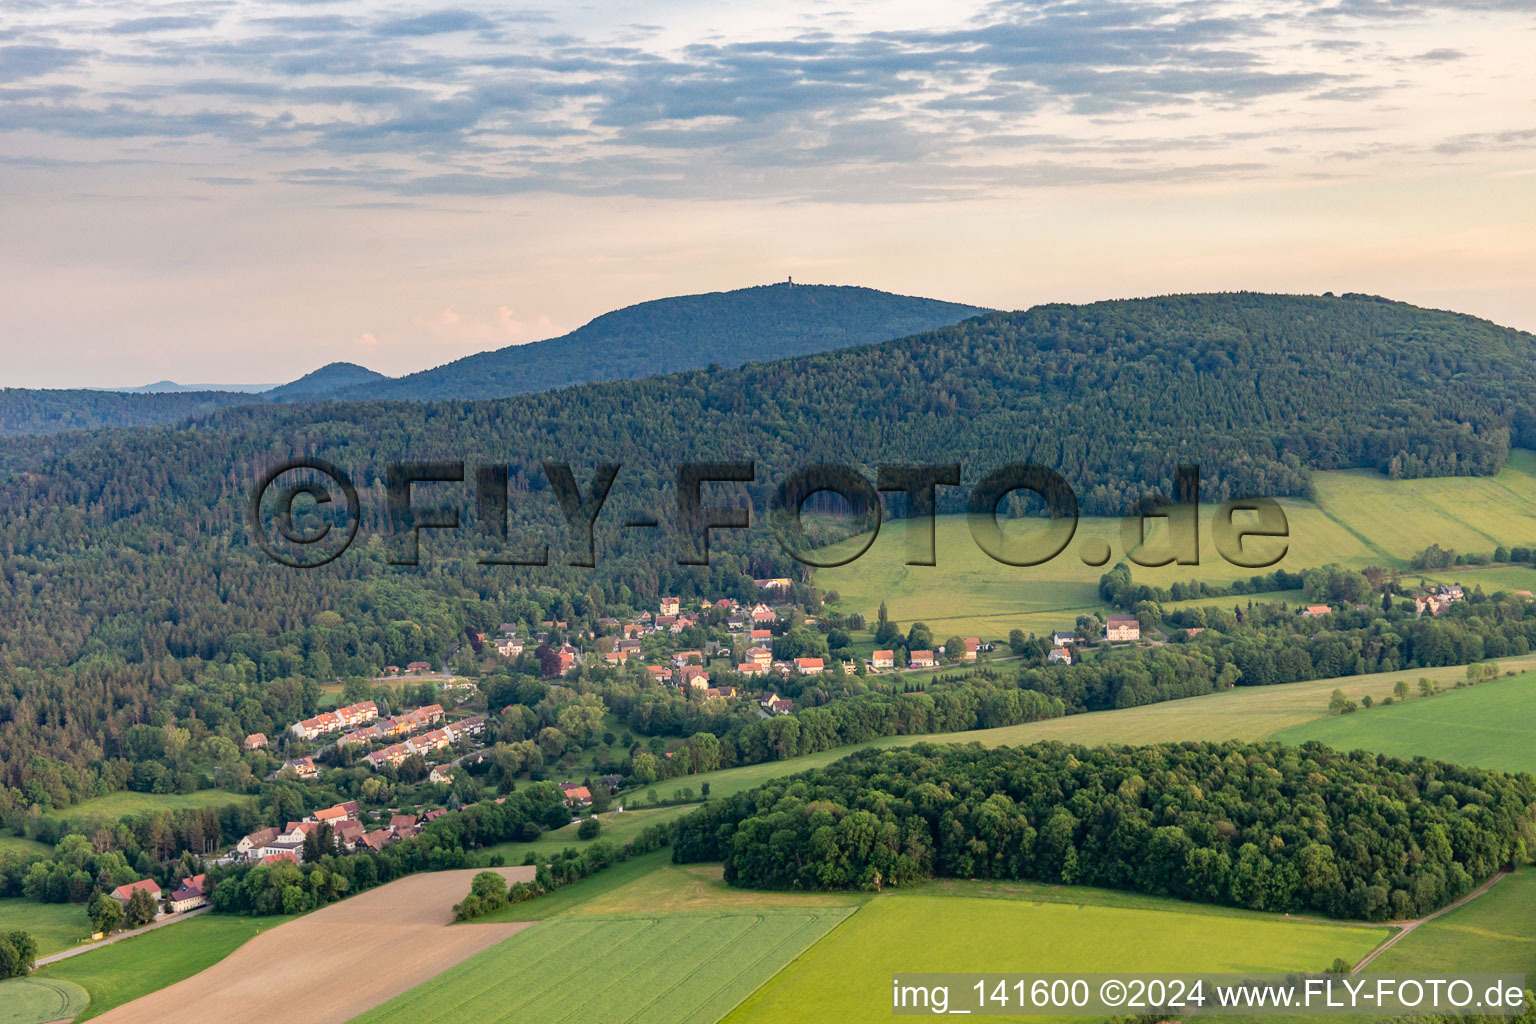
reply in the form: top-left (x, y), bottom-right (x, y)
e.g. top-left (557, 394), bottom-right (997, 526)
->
top-left (870, 649), bottom-right (894, 670)
top-left (646, 665), bottom-right (674, 683)
top-left (754, 578), bottom-right (792, 594)
top-left (659, 596), bottom-right (680, 615)
top-left (704, 686), bottom-right (737, 699)
top-left (672, 650), bottom-right (704, 667)
top-left (1105, 614), bottom-right (1141, 642)
top-left (961, 637), bottom-right (981, 661)
top-left (258, 837), bottom-right (305, 860)
top-left (680, 665), bottom-right (711, 689)
top-left (746, 646), bottom-right (773, 667)
top-left (242, 732), bottom-right (267, 751)
top-left (429, 765), bottom-right (455, 784)
top-left (560, 783), bottom-right (592, 808)
top-left (388, 813), bottom-right (419, 835)
top-left (167, 874), bottom-right (209, 913)
top-left (1051, 631), bottom-right (1075, 646)
top-left (237, 827), bottom-right (280, 858)
top-left (1048, 646), bottom-right (1072, 665)
top-left (794, 657), bottom-right (824, 675)
top-left (110, 878), bottom-right (161, 911)
top-left (750, 603), bottom-right (777, 624)
top-left (737, 662), bottom-right (766, 677)
top-left (493, 637), bottom-right (524, 658)
top-left (282, 757), bottom-right (320, 780)
top-left (1301, 605), bottom-right (1332, 617)
top-left (909, 650), bottom-right (935, 668)
top-left (768, 697), bottom-right (794, 714)
top-left (261, 850), bottom-right (301, 866)
top-left (603, 649), bottom-right (629, 665)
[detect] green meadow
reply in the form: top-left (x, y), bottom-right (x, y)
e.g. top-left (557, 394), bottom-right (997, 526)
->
top-left (1275, 670), bottom-right (1536, 776)
top-left (351, 908), bottom-right (855, 1024)
top-left (725, 892), bottom-right (1389, 1024)
top-left (0, 897), bottom-right (90, 956)
top-left (40, 788), bottom-right (253, 828)
top-left (0, 832), bottom-right (52, 859)
top-left (0, 976), bottom-right (90, 1024)
top-left (35, 913), bottom-right (287, 1021)
top-left (476, 804), bottom-right (698, 866)
top-left (815, 454), bottom-right (1536, 637)
top-left (1370, 869), bottom-right (1536, 976)
top-left (645, 656), bottom-right (1536, 803)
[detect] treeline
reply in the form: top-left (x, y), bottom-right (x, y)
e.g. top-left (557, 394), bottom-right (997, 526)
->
top-left (1098, 562), bottom-right (1307, 609)
top-left (673, 741), bottom-right (1536, 921)
top-left (1024, 585), bottom-right (1536, 713)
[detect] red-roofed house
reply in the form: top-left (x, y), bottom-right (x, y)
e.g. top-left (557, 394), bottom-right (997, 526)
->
top-left (870, 650), bottom-right (894, 670)
top-left (260, 851), bottom-right (300, 866)
top-left (110, 878), bottom-right (161, 908)
top-left (1302, 605), bottom-right (1332, 617)
top-left (794, 657), bottom-right (824, 675)
top-left (242, 732), bottom-right (267, 751)
top-left (909, 650), bottom-right (935, 668)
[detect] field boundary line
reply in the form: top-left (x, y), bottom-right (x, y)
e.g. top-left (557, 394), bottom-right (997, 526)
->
top-left (1351, 869), bottom-right (1512, 974)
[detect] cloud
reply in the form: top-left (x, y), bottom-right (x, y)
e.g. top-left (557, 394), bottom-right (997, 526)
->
top-left (373, 9), bottom-right (495, 37)
top-left (0, 0), bottom-right (1532, 203)
top-left (0, 44), bottom-right (91, 82)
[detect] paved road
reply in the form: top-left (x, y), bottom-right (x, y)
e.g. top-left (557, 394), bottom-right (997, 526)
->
top-left (36, 906), bottom-right (212, 966)
top-left (1351, 869), bottom-right (1511, 973)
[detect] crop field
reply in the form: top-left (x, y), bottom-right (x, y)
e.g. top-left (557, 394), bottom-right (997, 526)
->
top-left (1275, 671), bottom-right (1536, 776)
top-left (0, 976), bottom-right (90, 1024)
top-left (36, 913), bottom-right (285, 1021)
top-left (725, 893), bottom-right (1389, 1024)
top-left (653, 656), bottom-right (1536, 803)
top-left (350, 908), bottom-right (856, 1024)
top-left (1369, 870), bottom-right (1536, 976)
top-left (72, 866), bottom-right (535, 1024)
top-left (1311, 449), bottom-right (1536, 562)
top-left (0, 896), bottom-right (90, 955)
top-left (816, 452), bottom-right (1536, 635)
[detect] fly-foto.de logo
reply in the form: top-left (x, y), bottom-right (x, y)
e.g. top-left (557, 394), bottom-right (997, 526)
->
top-left (248, 460), bottom-right (1290, 570)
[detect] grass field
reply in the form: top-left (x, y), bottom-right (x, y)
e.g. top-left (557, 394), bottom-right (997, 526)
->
top-left (645, 656), bottom-right (1536, 803)
top-left (814, 453), bottom-right (1536, 636)
top-left (1275, 671), bottom-right (1536, 776)
top-left (725, 893), bottom-right (1389, 1024)
top-left (0, 897), bottom-right (90, 956)
top-left (0, 976), bottom-right (90, 1024)
top-left (0, 831), bottom-right (52, 859)
top-left (1369, 869), bottom-right (1536, 976)
top-left (35, 913), bottom-right (287, 1021)
top-left (351, 908), bottom-right (856, 1024)
top-left (476, 805), bottom-right (698, 866)
top-left (41, 788), bottom-right (253, 826)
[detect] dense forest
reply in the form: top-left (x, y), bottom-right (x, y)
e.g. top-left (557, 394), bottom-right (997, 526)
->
top-left (672, 741), bottom-right (1536, 920)
top-left (0, 388), bottom-right (260, 437)
top-left (3, 292), bottom-right (1536, 810)
top-left (327, 283), bottom-right (989, 401)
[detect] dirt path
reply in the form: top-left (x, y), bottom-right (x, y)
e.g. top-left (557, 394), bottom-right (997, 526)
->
top-left (1351, 869), bottom-right (1511, 973)
top-left (91, 865), bottom-right (537, 1024)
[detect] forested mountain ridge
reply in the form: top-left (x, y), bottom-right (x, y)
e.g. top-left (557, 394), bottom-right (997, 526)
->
top-left (265, 361), bottom-right (387, 400)
top-left (0, 388), bottom-right (262, 438)
top-left (324, 282), bottom-right (992, 400)
top-left (3, 291), bottom-right (1536, 807)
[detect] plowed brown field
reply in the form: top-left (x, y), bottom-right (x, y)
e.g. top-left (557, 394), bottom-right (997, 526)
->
top-left (92, 865), bottom-right (537, 1024)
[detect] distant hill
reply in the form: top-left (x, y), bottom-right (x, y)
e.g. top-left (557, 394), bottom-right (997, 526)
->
top-left (266, 362), bottom-right (388, 400)
top-left (328, 282), bottom-right (991, 401)
top-left (0, 388), bottom-right (262, 438)
top-left (108, 380), bottom-right (275, 393)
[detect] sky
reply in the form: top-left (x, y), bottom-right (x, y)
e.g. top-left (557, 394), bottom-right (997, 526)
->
top-left (1, 0), bottom-right (1534, 388)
